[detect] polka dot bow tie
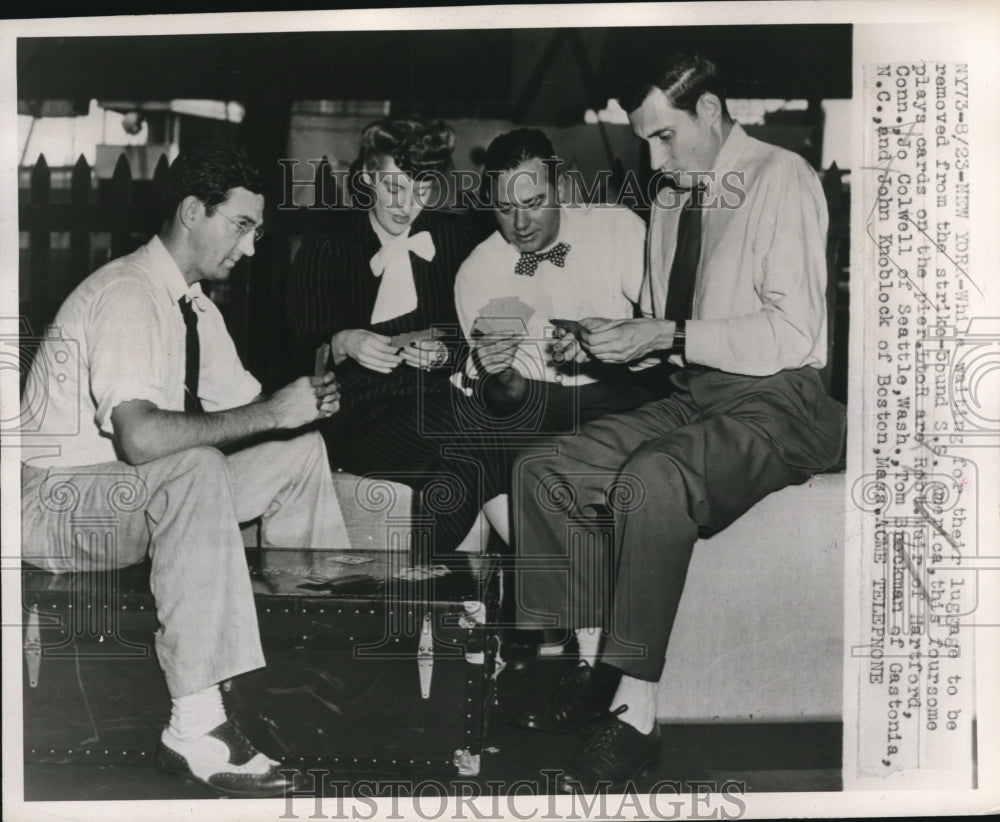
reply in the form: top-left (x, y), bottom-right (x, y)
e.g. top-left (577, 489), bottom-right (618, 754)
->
top-left (514, 242), bottom-right (570, 277)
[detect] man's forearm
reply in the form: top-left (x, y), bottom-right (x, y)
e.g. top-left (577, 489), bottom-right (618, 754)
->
top-left (113, 399), bottom-right (279, 465)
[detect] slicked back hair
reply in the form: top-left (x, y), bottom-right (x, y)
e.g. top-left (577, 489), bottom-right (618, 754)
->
top-left (479, 128), bottom-right (560, 203)
top-left (619, 54), bottom-right (731, 120)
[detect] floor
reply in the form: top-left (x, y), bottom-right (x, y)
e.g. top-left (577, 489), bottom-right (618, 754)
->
top-left (22, 653), bottom-right (841, 802)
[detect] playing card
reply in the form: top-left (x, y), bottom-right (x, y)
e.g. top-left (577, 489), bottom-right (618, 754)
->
top-left (326, 554), bottom-right (376, 565)
top-left (473, 296), bottom-right (534, 336)
top-left (390, 329), bottom-right (437, 348)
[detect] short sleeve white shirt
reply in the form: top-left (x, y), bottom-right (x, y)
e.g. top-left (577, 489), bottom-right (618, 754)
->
top-left (21, 236), bottom-right (261, 468)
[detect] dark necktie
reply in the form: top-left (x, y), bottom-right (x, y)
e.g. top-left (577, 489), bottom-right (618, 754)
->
top-left (663, 189), bottom-right (703, 321)
top-left (178, 296), bottom-right (203, 413)
top-left (514, 241), bottom-right (570, 277)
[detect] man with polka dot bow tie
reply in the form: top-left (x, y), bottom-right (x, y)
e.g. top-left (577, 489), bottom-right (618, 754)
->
top-left (455, 128), bottom-right (656, 434)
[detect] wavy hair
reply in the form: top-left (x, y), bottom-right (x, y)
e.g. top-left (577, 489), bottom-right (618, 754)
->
top-left (479, 128), bottom-right (560, 203)
top-left (619, 54), bottom-right (731, 119)
top-left (355, 117), bottom-right (456, 178)
top-left (160, 144), bottom-right (261, 220)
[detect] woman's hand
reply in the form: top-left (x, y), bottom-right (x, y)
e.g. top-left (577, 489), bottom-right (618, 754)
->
top-left (333, 329), bottom-right (403, 374)
top-left (401, 338), bottom-right (449, 370)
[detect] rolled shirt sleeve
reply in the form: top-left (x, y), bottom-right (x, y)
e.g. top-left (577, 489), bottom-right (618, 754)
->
top-left (89, 279), bottom-right (172, 434)
top-left (89, 279), bottom-right (260, 433)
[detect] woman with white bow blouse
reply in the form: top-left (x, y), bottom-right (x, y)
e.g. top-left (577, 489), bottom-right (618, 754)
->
top-left (286, 117), bottom-right (509, 556)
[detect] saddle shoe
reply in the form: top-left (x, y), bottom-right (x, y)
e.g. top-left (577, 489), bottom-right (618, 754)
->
top-left (157, 720), bottom-right (297, 798)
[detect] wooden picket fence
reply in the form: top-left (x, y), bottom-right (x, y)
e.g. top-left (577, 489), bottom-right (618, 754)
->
top-left (17, 151), bottom-right (338, 388)
top-left (19, 153), bottom-right (166, 343)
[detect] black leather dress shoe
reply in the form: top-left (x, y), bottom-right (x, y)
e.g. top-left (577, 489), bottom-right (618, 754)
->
top-left (511, 661), bottom-right (620, 732)
top-left (503, 639), bottom-right (539, 674)
top-left (157, 720), bottom-right (297, 798)
top-left (555, 707), bottom-right (662, 794)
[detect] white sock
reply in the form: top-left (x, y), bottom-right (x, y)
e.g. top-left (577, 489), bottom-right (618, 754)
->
top-left (575, 627), bottom-right (601, 667)
top-left (165, 685), bottom-right (227, 743)
top-left (538, 641), bottom-right (565, 657)
top-left (609, 675), bottom-right (657, 735)
top-left (455, 510), bottom-right (489, 554)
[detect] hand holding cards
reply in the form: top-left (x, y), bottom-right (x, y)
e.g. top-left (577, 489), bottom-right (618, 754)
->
top-left (471, 296), bottom-right (534, 374)
top-left (471, 295), bottom-right (534, 336)
top-left (391, 328), bottom-right (449, 370)
top-left (549, 317), bottom-right (610, 365)
top-left (550, 318), bottom-right (587, 340)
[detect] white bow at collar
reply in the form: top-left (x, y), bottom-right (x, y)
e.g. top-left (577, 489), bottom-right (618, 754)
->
top-left (369, 229), bottom-right (436, 325)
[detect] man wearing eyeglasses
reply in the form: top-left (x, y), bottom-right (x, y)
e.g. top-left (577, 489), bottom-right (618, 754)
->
top-left (20, 145), bottom-right (344, 797)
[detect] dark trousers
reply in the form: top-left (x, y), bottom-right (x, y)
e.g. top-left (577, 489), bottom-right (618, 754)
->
top-left (513, 367), bottom-right (846, 681)
top-left (319, 385), bottom-right (515, 558)
top-left (318, 375), bottom-right (654, 558)
top-left (539, 379), bottom-right (656, 433)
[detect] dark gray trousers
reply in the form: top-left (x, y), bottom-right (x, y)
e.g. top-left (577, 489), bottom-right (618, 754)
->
top-left (513, 366), bottom-right (845, 681)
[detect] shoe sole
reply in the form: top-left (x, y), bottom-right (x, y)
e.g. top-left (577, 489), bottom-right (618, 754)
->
top-left (558, 753), bottom-right (662, 794)
top-left (510, 709), bottom-right (608, 734)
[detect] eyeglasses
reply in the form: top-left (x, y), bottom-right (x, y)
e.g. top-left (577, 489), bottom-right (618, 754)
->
top-left (216, 209), bottom-right (264, 243)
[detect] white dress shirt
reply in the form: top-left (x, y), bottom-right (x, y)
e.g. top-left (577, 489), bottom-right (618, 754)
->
top-left (455, 204), bottom-right (647, 385)
top-left (22, 235), bottom-right (261, 468)
top-left (645, 123), bottom-right (829, 376)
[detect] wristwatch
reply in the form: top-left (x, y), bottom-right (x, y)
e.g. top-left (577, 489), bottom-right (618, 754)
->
top-left (672, 319), bottom-right (686, 358)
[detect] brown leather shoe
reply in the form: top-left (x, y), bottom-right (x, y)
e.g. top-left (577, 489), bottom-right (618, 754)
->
top-left (511, 661), bottom-right (620, 732)
top-left (156, 721), bottom-right (297, 798)
top-left (555, 706), bottom-right (661, 793)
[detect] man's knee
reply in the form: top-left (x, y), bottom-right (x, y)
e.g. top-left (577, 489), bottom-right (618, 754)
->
top-left (161, 446), bottom-right (232, 489)
top-left (512, 439), bottom-right (569, 500)
top-left (178, 445), bottom-right (228, 469)
top-left (282, 430), bottom-right (328, 469)
top-left (620, 442), bottom-right (687, 499)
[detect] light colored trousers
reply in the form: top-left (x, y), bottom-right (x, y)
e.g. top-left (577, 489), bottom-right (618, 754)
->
top-left (21, 431), bottom-right (347, 698)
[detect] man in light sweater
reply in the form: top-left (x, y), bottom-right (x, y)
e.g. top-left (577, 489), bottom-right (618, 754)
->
top-left (455, 127), bottom-right (655, 436)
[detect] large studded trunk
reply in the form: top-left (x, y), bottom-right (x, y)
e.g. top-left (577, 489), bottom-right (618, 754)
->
top-left (21, 548), bottom-right (501, 778)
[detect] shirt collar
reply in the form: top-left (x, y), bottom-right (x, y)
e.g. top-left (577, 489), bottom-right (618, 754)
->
top-left (705, 122), bottom-right (750, 198)
top-left (147, 234), bottom-right (205, 304)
